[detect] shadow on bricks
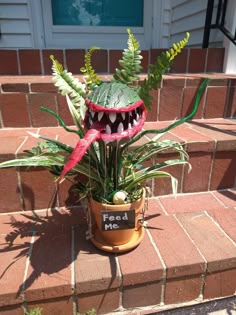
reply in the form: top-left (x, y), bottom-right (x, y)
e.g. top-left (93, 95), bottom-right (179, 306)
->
top-left (0, 206), bottom-right (117, 301)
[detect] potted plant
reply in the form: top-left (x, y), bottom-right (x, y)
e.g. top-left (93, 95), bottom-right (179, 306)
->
top-left (0, 29), bottom-right (209, 253)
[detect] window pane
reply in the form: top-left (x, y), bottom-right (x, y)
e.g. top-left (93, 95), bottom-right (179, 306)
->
top-left (51, 0), bottom-right (143, 26)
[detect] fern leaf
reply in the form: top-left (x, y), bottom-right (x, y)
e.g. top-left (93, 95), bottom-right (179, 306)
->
top-left (138, 32), bottom-right (190, 110)
top-left (80, 46), bottom-right (102, 89)
top-left (113, 28), bottom-right (143, 85)
top-left (50, 55), bottom-right (86, 124)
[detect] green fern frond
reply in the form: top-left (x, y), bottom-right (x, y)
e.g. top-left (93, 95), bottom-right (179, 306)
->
top-left (138, 32), bottom-right (190, 110)
top-left (80, 46), bottom-right (102, 89)
top-left (50, 55), bottom-right (86, 122)
top-left (113, 28), bottom-right (143, 85)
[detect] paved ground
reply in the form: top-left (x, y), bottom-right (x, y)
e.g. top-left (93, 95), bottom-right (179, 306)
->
top-left (157, 296), bottom-right (236, 315)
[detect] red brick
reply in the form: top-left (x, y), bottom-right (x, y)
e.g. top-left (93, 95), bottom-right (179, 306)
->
top-left (165, 276), bottom-right (202, 304)
top-left (188, 48), bottom-right (207, 73)
top-left (159, 87), bottom-right (182, 121)
top-left (206, 48), bottom-right (225, 72)
top-left (0, 168), bottom-right (22, 213)
top-left (153, 153), bottom-right (184, 196)
top-left (146, 89), bottom-right (158, 122)
top-left (150, 49), bottom-right (166, 65)
top-left (0, 305), bottom-right (23, 315)
top-left (170, 49), bottom-right (188, 73)
top-left (123, 281), bottom-right (162, 308)
top-left (19, 50), bottom-right (42, 75)
top-left (204, 269), bottom-right (236, 299)
top-left (57, 94), bottom-right (74, 126)
top-left (183, 152), bottom-right (213, 193)
top-left (205, 87), bottom-right (227, 118)
top-left (0, 94), bottom-right (31, 128)
top-left (19, 167), bottom-right (57, 211)
top-left (226, 86), bottom-right (236, 118)
top-left (0, 136), bottom-right (25, 159)
top-left (0, 50), bottom-right (19, 75)
top-left (207, 206), bottom-right (236, 242)
top-left (24, 225), bottom-right (73, 302)
top-left (147, 199), bottom-right (205, 278)
top-left (210, 151), bottom-right (236, 190)
top-left (118, 232), bottom-right (163, 286)
top-left (1, 84), bottom-right (29, 93)
top-left (65, 49), bottom-right (85, 73)
top-left (28, 94), bottom-right (58, 127)
top-left (74, 225), bottom-right (120, 294)
top-left (188, 119), bottom-right (236, 149)
top-left (176, 212), bottom-right (236, 273)
top-left (171, 124), bottom-right (215, 152)
top-left (182, 87), bottom-right (205, 119)
top-left (78, 289), bottom-right (120, 314)
top-left (42, 50), bottom-right (63, 75)
top-left (57, 178), bottom-right (82, 208)
top-left (27, 297), bottom-right (73, 315)
top-left (91, 49), bottom-right (108, 73)
top-left (30, 83), bottom-right (57, 93)
top-left (212, 189), bottom-right (236, 208)
top-left (141, 50), bottom-right (149, 73)
top-left (208, 78), bottom-right (228, 86)
top-left (159, 192), bottom-right (222, 214)
top-left (109, 50), bottom-right (122, 73)
top-left (162, 77), bottom-right (185, 88)
top-left (0, 214), bottom-right (32, 307)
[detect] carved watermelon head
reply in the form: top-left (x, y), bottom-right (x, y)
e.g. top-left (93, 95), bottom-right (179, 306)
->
top-left (85, 81), bottom-right (146, 141)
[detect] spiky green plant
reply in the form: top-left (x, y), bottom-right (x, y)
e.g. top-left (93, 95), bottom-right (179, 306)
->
top-left (0, 29), bottom-right (209, 204)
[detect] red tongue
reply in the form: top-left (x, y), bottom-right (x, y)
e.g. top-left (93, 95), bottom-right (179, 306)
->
top-left (58, 128), bottom-right (102, 183)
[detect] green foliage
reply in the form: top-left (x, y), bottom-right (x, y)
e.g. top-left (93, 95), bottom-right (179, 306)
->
top-left (80, 46), bottom-right (102, 89)
top-left (25, 307), bottom-right (42, 315)
top-left (113, 28), bottom-right (143, 85)
top-left (138, 32), bottom-right (190, 110)
top-left (77, 308), bottom-right (96, 315)
top-left (0, 31), bottom-right (209, 205)
top-left (50, 55), bottom-right (86, 123)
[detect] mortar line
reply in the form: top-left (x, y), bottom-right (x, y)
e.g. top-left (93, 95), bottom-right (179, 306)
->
top-left (204, 210), bottom-right (236, 247)
top-left (115, 255), bottom-right (125, 312)
top-left (146, 228), bottom-right (166, 305)
top-left (71, 226), bottom-right (78, 315)
top-left (207, 140), bottom-right (217, 191)
top-left (209, 190), bottom-right (228, 208)
top-left (173, 215), bottom-right (208, 300)
top-left (21, 231), bottom-right (36, 313)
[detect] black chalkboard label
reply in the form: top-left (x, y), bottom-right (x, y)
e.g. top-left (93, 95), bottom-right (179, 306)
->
top-left (101, 210), bottom-right (135, 231)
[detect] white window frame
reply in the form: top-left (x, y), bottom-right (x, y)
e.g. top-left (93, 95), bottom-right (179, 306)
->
top-left (40, 0), bottom-right (153, 49)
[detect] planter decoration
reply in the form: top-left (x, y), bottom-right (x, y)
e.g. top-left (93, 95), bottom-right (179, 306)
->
top-left (88, 189), bottom-right (146, 253)
top-left (0, 29), bottom-right (209, 253)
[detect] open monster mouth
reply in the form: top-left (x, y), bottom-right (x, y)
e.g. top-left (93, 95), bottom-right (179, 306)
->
top-left (85, 99), bottom-right (146, 141)
top-left (58, 82), bottom-right (147, 182)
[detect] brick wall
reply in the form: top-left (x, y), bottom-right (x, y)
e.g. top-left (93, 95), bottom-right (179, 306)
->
top-left (0, 74), bottom-right (235, 129)
top-left (0, 48), bottom-right (225, 75)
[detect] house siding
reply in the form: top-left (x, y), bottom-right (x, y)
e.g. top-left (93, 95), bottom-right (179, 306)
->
top-left (170, 0), bottom-right (223, 47)
top-left (0, 0), bottom-right (33, 48)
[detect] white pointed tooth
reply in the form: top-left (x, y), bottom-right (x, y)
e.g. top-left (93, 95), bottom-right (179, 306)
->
top-left (128, 123), bottom-right (132, 129)
top-left (90, 110), bottom-right (95, 118)
top-left (89, 118), bottom-right (93, 126)
top-left (136, 113), bottom-right (140, 121)
top-left (133, 119), bottom-right (138, 126)
top-left (121, 112), bottom-right (125, 120)
top-left (109, 112), bottom-right (116, 123)
top-left (98, 112), bottom-right (104, 122)
top-left (106, 125), bottom-right (111, 134)
top-left (117, 122), bottom-right (124, 133)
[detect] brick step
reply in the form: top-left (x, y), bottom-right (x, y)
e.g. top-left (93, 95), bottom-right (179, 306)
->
top-left (0, 118), bottom-right (235, 213)
top-left (0, 74), bottom-right (236, 131)
top-left (0, 189), bottom-right (235, 314)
